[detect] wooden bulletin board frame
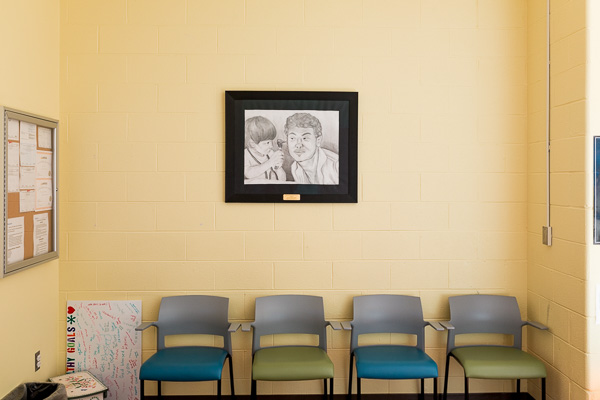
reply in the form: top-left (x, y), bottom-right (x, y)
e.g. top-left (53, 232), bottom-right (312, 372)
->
top-left (1, 107), bottom-right (58, 278)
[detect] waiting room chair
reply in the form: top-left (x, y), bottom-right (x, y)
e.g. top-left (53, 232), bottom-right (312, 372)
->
top-left (347, 294), bottom-right (442, 400)
top-left (441, 294), bottom-right (548, 400)
top-left (136, 295), bottom-right (239, 399)
top-left (242, 294), bottom-right (341, 399)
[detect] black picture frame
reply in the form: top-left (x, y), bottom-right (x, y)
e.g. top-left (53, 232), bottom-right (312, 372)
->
top-left (225, 91), bottom-right (358, 203)
top-left (595, 136), bottom-right (600, 244)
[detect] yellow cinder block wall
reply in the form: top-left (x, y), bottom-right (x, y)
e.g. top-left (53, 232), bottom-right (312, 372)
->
top-left (527, 0), bottom-right (595, 399)
top-left (58, 0), bottom-right (531, 395)
top-left (0, 0), bottom-right (61, 395)
top-left (0, 1), bottom-right (594, 399)
top-left (59, 0), bottom-right (544, 393)
top-left (58, 0), bottom-right (531, 396)
top-left (585, 0), bottom-right (600, 397)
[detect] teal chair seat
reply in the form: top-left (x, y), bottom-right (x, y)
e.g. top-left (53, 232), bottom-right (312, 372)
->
top-left (348, 295), bottom-right (442, 399)
top-left (253, 346), bottom-right (334, 381)
top-left (452, 346), bottom-right (546, 379)
top-left (140, 346), bottom-right (228, 382)
top-left (355, 345), bottom-right (438, 380)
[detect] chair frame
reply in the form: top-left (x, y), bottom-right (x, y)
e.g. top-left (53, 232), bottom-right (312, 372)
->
top-left (441, 294), bottom-right (548, 400)
top-left (243, 294), bottom-right (339, 400)
top-left (347, 294), bottom-right (442, 400)
top-left (136, 295), bottom-right (238, 400)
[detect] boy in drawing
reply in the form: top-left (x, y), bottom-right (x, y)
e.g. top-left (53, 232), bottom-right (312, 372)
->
top-left (244, 116), bottom-right (286, 183)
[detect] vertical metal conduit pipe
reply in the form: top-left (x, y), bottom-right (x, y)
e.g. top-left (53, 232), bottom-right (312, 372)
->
top-left (544, 0), bottom-right (553, 246)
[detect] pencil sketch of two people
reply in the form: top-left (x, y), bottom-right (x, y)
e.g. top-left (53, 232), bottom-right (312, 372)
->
top-left (244, 110), bottom-right (339, 185)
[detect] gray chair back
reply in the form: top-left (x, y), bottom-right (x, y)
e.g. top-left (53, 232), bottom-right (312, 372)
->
top-left (350, 294), bottom-right (428, 353)
top-left (251, 295), bottom-right (328, 354)
top-left (155, 295), bottom-right (232, 354)
top-left (446, 294), bottom-right (524, 354)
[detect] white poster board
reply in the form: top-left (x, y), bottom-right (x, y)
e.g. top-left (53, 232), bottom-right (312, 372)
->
top-left (66, 301), bottom-right (142, 400)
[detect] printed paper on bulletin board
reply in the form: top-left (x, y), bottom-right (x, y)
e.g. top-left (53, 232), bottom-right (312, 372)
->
top-left (66, 301), bottom-right (142, 400)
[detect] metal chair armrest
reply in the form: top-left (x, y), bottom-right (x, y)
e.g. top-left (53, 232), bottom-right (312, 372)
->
top-left (427, 321), bottom-right (444, 331)
top-left (327, 321), bottom-right (342, 330)
top-left (241, 322), bottom-right (253, 332)
top-left (439, 321), bottom-right (455, 330)
top-left (341, 321), bottom-right (352, 331)
top-left (135, 322), bottom-right (156, 331)
top-left (524, 320), bottom-right (549, 330)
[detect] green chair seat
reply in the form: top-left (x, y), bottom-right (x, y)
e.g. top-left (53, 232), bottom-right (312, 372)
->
top-left (452, 346), bottom-right (546, 379)
top-left (253, 346), bottom-right (334, 381)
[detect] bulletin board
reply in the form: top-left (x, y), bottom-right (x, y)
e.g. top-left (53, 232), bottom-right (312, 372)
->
top-left (1, 107), bottom-right (58, 278)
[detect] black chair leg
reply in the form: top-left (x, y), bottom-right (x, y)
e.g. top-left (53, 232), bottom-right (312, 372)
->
top-left (251, 380), bottom-right (257, 400)
top-left (464, 377), bottom-right (469, 400)
top-left (348, 353), bottom-right (354, 398)
top-left (357, 378), bottom-right (361, 400)
top-left (140, 380), bottom-right (144, 400)
top-left (542, 378), bottom-right (546, 400)
top-left (218, 379), bottom-right (222, 400)
top-left (330, 377), bottom-right (334, 400)
top-left (323, 378), bottom-right (328, 398)
top-left (420, 378), bottom-right (425, 400)
top-left (433, 377), bottom-right (438, 400)
top-left (157, 381), bottom-right (162, 400)
top-left (443, 354), bottom-right (451, 400)
top-left (229, 355), bottom-right (235, 397)
top-left (516, 379), bottom-right (520, 394)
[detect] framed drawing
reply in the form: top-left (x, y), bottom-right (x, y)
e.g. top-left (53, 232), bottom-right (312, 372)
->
top-left (595, 136), bottom-right (600, 244)
top-left (225, 91), bottom-right (358, 203)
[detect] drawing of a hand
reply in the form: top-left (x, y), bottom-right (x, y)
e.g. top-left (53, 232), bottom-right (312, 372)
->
top-left (269, 150), bottom-right (284, 169)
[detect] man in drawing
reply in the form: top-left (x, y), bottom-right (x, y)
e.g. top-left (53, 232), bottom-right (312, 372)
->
top-left (284, 112), bottom-right (339, 184)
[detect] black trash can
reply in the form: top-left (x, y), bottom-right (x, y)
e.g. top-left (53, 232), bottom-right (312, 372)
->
top-left (2, 383), bottom-right (67, 400)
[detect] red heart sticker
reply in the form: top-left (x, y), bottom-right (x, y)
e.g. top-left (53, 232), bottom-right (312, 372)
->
top-left (67, 306), bottom-right (75, 314)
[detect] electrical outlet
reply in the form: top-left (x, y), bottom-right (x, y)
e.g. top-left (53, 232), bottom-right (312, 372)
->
top-left (35, 351), bottom-right (41, 372)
